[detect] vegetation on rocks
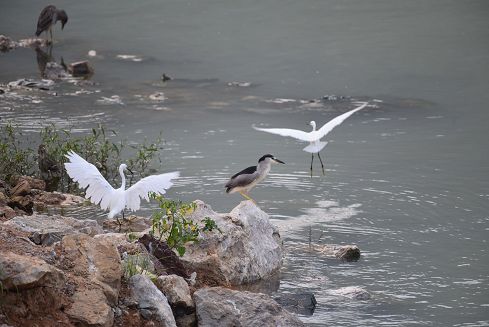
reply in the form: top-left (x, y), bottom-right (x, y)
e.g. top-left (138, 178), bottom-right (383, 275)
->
top-left (0, 122), bottom-right (164, 191)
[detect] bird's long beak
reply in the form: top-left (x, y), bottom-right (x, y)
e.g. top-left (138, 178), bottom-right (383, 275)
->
top-left (274, 158), bottom-right (285, 164)
top-left (127, 168), bottom-right (134, 175)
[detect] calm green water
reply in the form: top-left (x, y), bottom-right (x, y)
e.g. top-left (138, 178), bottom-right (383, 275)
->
top-left (1, 1), bottom-right (489, 326)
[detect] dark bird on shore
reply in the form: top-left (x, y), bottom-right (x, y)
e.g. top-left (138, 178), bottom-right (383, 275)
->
top-left (38, 144), bottom-right (62, 191)
top-left (35, 5), bottom-right (68, 43)
top-left (225, 154), bottom-right (285, 202)
top-left (38, 144), bottom-right (61, 177)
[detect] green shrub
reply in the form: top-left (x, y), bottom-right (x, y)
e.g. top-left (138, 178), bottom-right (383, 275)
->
top-left (150, 195), bottom-right (220, 257)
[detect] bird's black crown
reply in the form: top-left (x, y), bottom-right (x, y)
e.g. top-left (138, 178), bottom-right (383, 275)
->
top-left (258, 154), bottom-right (275, 162)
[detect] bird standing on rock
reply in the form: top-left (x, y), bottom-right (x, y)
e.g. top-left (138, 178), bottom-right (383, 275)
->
top-left (35, 5), bottom-right (68, 43)
top-left (253, 102), bottom-right (369, 177)
top-left (64, 151), bottom-right (179, 224)
top-left (225, 154), bottom-right (285, 203)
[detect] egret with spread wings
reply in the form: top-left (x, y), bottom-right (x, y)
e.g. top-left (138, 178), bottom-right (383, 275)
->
top-left (253, 102), bottom-right (368, 177)
top-left (64, 151), bottom-right (179, 223)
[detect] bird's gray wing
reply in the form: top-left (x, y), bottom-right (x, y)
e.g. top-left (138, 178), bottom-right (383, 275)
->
top-left (317, 102), bottom-right (368, 138)
top-left (36, 5), bottom-right (56, 35)
top-left (125, 172), bottom-right (180, 211)
top-left (225, 166), bottom-right (258, 192)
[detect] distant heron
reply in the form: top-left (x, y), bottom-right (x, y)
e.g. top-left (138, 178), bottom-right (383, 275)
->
top-left (64, 151), bottom-right (179, 223)
top-left (225, 154), bottom-right (285, 202)
top-left (35, 5), bottom-right (68, 43)
top-left (253, 102), bottom-right (368, 177)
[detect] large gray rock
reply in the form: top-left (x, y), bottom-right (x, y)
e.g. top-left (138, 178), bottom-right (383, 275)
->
top-left (4, 214), bottom-right (103, 245)
top-left (0, 251), bottom-right (65, 291)
top-left (61, 234), bottom-right (122, 304)
top-left (129, 274), bottom-right (177, 327)
top-left (182, 200), bottom-right (283, 286)
top-left (156, 275), bottom-right (194, 310)
top-left (61, 234), bottom-right (122, 326)
top-left (65, 288), bottom-right (114, 327)
top-left (194, 287), bottom-right (304, 327)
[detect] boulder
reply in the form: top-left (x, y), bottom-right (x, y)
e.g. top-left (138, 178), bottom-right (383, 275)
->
top-left (0, 35), bottom-right (15, 52)
top-left (66, 288), bottom-right (114, 327)
top-left (181, 200), bottom-right (283, 286)
top-left (11, 176), bottom-right (46, 191)
top-left (129, 274), bottom-right (177, 327)
top-left (329, 286), bottom-right (371, 300)
top-left (7, 195), bottom-right (33, 214)
top-left (334, 245), bottom-right (361, 261)
top-left (4, 214), bottom-right (103, 245)
top-left (68, 61), bottom-right (94, 77)
top-left (60, 234), bottom-right (122, 304)
top-left (10, 180), bottom-right (31, 197)
top-left (274, 293), bottom-right (317, 316)
top-left (33, 191), bottom-right (85, 206)
top-left (193, 287), bottom-right (304, 327)
top-left (0, 252), bottom-right (65, 291)
top-left (156, 274), bottom-right (194, 310)
top-left (103, 215), bottom-right (151, 233)
top-left (0, 205), bottom-right (16, 221)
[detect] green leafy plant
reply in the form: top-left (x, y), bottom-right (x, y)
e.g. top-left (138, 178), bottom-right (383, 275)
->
top-left (0, 123), bottom-right (35, 182)
top-left (122, 253), bottom-right (155, 280)
top-left (150, 195), bottom-right (220, 257)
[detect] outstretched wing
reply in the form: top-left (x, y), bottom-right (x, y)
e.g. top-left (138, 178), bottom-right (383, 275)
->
top-left (317, 102), bottom-right (368, 138)
top-left (125, 171), bottom-right (180, 211)
top-left (64, 151), bottom-right (116, 210)
top-left (253, 125), bottom-right (314, 142)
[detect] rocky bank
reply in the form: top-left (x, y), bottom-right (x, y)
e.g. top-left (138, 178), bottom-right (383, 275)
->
top-left (0, 176), bottom-right (363, 326)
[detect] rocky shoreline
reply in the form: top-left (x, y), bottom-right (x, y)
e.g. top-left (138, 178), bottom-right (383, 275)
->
top-left (0, 176), bottom-right (363, 326)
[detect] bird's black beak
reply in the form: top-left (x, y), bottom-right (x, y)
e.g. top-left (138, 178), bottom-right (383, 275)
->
top-left (274, 158), bottom-right (285, 164)
top-left (127, 168), bottom-right (134, 175)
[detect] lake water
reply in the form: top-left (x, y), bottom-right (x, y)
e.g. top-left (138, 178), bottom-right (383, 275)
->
top-left (1, 1), bottom-right (489, 326)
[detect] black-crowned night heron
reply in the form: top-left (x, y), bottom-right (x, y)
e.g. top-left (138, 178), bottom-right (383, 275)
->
top-left (253, 102), bottom-right (368, 177)
top-left (35, 5), bottom-right (68, 43)
top-left (225, 154), bottom-right (285, 202)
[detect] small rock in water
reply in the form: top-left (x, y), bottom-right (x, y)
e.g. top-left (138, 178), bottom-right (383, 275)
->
top-left (8, 78), bottom-right (54, 90)
top-left (227, 81), bottom-right (252, 87)
top-left (329, 286), bottom-right (371, 300)
top-left (97, 95), bottom-right (124, 105)
top-left (88, 50), bottom-right (97, 57)
top-left (0, 35), bottom-right (15, 52)
top-left (322, 94), bottom-right (349, 101)
top-left (161, 73), bottom-right (172, 82)
top-left (274, 293), bottom-right (317, 316)
top-left (149, 92), bottom-right (166, 101)
top-left (334, 245), bottom-right (361, 261)
top-left (68, 61), bottom-right (94, 77)
top-left (44, 62), bottom-right (70, 80)
top-left (116, 54), bottom-right (143, 62)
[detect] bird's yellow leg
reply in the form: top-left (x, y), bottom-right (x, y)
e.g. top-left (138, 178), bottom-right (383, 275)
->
top-left (239, 192), bottom-right (256, 203)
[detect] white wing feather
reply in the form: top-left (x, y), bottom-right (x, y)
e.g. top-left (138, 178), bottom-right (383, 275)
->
top-left (125, 171), bottom-right (180, 211)
top-left (253, 126), bottom-right (315, 142)
top-left (64, 151), bottom-right (116, 210)
top-left (316, 102), bottom-right (368, 139)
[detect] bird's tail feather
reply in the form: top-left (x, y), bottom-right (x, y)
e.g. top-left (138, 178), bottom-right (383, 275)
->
top-left (303, 141), bottom-right (328, 153)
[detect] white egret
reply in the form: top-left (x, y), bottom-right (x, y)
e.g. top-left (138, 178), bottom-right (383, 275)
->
top-left (253, 102), bottom-right (368, 176)
top-left (64, 151), bottom-right (179, 223)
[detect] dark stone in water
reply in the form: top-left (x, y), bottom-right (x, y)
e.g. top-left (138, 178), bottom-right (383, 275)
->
top-left (161, 73), bottom-right (172, 82)
top-left (274, 293), bottom-right (317, 316)
top-left (335, 245), bottom-right (361, 261)
top-left (68, 61), bottom-right (94, 77)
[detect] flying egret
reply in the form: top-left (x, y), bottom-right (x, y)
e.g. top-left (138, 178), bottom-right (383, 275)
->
top-left (35, 5), bottom-right (68, 43)
top-left (253, 102), bottom-right (368, 177)
top-left (225, 154), bottom-right (285, 202)
top-left (64, 151), bottom-right (179, 223)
